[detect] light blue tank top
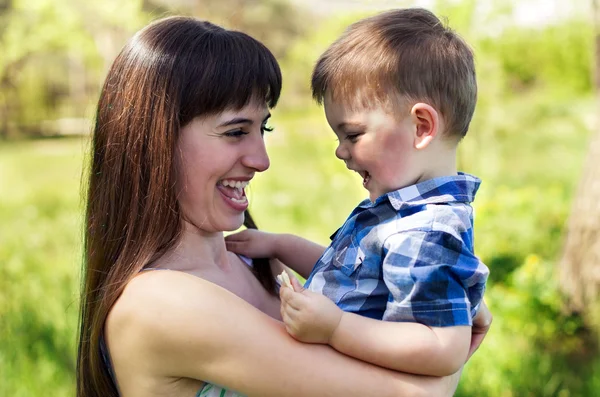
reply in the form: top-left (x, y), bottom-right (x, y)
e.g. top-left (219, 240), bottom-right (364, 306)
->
top-left (196, 382), bottom-right (245, 397)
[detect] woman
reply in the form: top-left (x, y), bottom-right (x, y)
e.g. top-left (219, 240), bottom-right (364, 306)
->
top-left (77, 16), bottom-right (491, 397)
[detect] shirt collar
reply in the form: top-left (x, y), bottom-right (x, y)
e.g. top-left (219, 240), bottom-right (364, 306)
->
top-left (358, 172), bottom-right (481, 211)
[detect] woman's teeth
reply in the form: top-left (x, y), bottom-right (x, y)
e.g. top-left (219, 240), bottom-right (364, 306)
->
top-left (228, 196), bottom-right (247, 204)
top-left (218, 179), bottom-right (248, 204)
top-left (220, 180), bottom-right (249, 189)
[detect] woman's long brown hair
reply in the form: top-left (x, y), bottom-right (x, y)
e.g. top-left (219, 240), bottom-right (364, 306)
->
top-left (77, 16), bottom-right (281, 397)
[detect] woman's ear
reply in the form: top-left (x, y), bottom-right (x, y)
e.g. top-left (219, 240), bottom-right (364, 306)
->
top-left (410, 103), bottom-right (440, 150)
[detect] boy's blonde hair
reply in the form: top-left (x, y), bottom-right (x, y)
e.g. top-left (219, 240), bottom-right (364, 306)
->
top-left (311, 8), bottom-right (477, 140)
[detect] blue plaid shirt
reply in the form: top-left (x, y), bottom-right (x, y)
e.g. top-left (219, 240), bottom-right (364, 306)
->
top-left (305, 173), bottom-right (489, 327)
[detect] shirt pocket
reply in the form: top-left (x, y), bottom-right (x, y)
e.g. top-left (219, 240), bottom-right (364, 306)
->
top-left (331, 234), bottom-right (365, 278)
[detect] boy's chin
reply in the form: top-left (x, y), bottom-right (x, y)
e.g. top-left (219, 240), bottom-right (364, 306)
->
top-left (368, 190), bottom-right (383, 202)
top-left (368, 185), bottom-right (401, 202)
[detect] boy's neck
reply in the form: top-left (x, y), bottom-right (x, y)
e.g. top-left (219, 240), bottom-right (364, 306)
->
top-left (414, 147), bottom-right (458, 185)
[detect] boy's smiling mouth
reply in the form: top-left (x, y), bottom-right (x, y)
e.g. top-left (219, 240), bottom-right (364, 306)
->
top-left (347, 165), bottom-right (371, 188)
top-left (358, 171), bottom-right (371, 187)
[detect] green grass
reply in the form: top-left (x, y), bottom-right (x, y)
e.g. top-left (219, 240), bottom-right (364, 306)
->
top-left (0, 137), bottom-right (86, 397)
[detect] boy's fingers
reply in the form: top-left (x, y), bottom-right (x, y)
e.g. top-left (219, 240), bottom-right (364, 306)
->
top-left (282, 301), bottom-right (300, 317)
top-left (290, 276), bottom-right (304, 292)
top-left (280, 288), bottom-right (304, 311)
top-left (224, 229), bottom-right (252, 242)
top-left (281, 302), bottom-right (301, 323)
top-left (224, 241), bottom-right (242, 249)
top-left (280, 284), bottom-right (293, 300)
top-left (278, 270), bottom-right (305, 293)
top-left (280, 301), bottom-right (286, 320)
top-left (280, 286), bottom-right (299, 307)
top-left (224, 235), bottom-right (245, 242)
top-left (225, 241), bottom-right (249, 255)
top-left (282, 310), bottom-right (296, 328)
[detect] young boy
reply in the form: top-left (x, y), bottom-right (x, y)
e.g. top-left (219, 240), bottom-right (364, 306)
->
top-left (226, 8), bottom-right (489, 377)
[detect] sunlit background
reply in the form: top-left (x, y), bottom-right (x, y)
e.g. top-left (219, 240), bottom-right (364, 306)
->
top-left (1, 0), bottom-right (599, 395)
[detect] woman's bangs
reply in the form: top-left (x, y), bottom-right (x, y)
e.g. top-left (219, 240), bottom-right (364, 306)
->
top-left (181, 29), bottom-right (282, 121)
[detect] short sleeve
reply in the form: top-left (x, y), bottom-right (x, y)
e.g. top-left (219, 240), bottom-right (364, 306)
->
top-left (381, 230), bottom-right (488, 327)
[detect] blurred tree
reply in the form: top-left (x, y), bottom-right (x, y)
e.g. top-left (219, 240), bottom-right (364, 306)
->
top-left (0, 0), bottom-right (147, 139)
top-left (0, 0), bottom-right (311, 139)
top-left (149, 0), bottom-right (314, 59)
top-left (0, 0), bottom-right (14, 139)
top-left (560, 0), bottom-right (600, 333)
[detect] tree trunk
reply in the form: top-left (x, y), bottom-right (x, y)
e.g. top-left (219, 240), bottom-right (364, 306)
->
top-left (559, 0), bottom-right (600, 328)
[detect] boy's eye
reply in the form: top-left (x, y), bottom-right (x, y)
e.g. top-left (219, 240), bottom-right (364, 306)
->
top-left (346, 133), bottom-right (361, 143)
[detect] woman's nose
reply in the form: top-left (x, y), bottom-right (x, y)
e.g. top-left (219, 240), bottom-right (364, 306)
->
top-left (243, 137), bottom-right (270, 172)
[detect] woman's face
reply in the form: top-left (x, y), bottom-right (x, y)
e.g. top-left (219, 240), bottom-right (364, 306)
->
top-left (176, 100), bottom-right (271, 233)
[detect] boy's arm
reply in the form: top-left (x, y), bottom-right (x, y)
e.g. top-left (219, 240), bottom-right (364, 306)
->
top-left (225, 231), bottom-right (325, 279)
top-left (272, 233), bottom-right (326, 278)
top-left (331, 301), bottom-right (495, 373)
top-left (279, 281), bottom-right (469, 376)
top-left (329, 313), bottom-right (470, 376)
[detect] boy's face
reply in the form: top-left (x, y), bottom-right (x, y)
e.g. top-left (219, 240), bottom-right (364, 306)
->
top-left (324, 97), bottom-right (423, 201)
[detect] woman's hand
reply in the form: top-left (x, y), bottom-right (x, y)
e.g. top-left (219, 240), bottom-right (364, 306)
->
top-left (468, 299), bottom-right (492, 359)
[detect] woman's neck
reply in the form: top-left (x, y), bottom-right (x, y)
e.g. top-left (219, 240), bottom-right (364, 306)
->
top-left (156, 220), bottom-right (230, 272)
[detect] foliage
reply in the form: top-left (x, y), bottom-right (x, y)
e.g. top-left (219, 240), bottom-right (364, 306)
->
top-left (0, 0), bottom-right (151, 138)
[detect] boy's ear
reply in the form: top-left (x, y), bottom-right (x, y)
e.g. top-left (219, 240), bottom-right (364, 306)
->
top-left (410, 103), bottom-right (440, 150)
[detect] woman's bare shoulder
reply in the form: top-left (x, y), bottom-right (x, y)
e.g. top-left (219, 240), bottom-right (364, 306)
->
top-left (105, 270), bottom-right (249, 372)
top-left (108, 270), bottom-right (240, 335)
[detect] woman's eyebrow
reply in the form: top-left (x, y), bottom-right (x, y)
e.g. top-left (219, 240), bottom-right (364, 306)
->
top-left (218, 117), bottom-right (252, 127)
top-left (218, 113), bottom-right (271, 128)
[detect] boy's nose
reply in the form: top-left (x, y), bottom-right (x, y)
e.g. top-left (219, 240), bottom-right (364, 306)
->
top-left (335, 144), bottom-right (349, 161)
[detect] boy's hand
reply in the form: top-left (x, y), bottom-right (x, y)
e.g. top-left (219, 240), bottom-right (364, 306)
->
top-left (225, 229), bottom-right (278, 259)
top-left (279, 276), bottom-right (343, 344)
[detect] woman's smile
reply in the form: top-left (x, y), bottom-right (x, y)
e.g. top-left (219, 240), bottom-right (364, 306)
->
top-left (217, 178), bottom-right (250, 211)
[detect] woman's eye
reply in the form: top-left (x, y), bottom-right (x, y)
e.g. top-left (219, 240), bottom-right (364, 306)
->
top-left (261, 125), bottom-right (274, 135)
top-left (224, 129), bottom-right (249, 138)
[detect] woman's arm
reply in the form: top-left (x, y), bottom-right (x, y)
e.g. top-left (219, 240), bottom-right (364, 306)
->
top-left (468, 299), bottom-right (492, 358)
top-left (111, 270), bottom-right (459, 397)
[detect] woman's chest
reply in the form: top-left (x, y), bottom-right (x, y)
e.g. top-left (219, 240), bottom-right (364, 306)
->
top-left (199, 262), bottom-right (281, 320)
